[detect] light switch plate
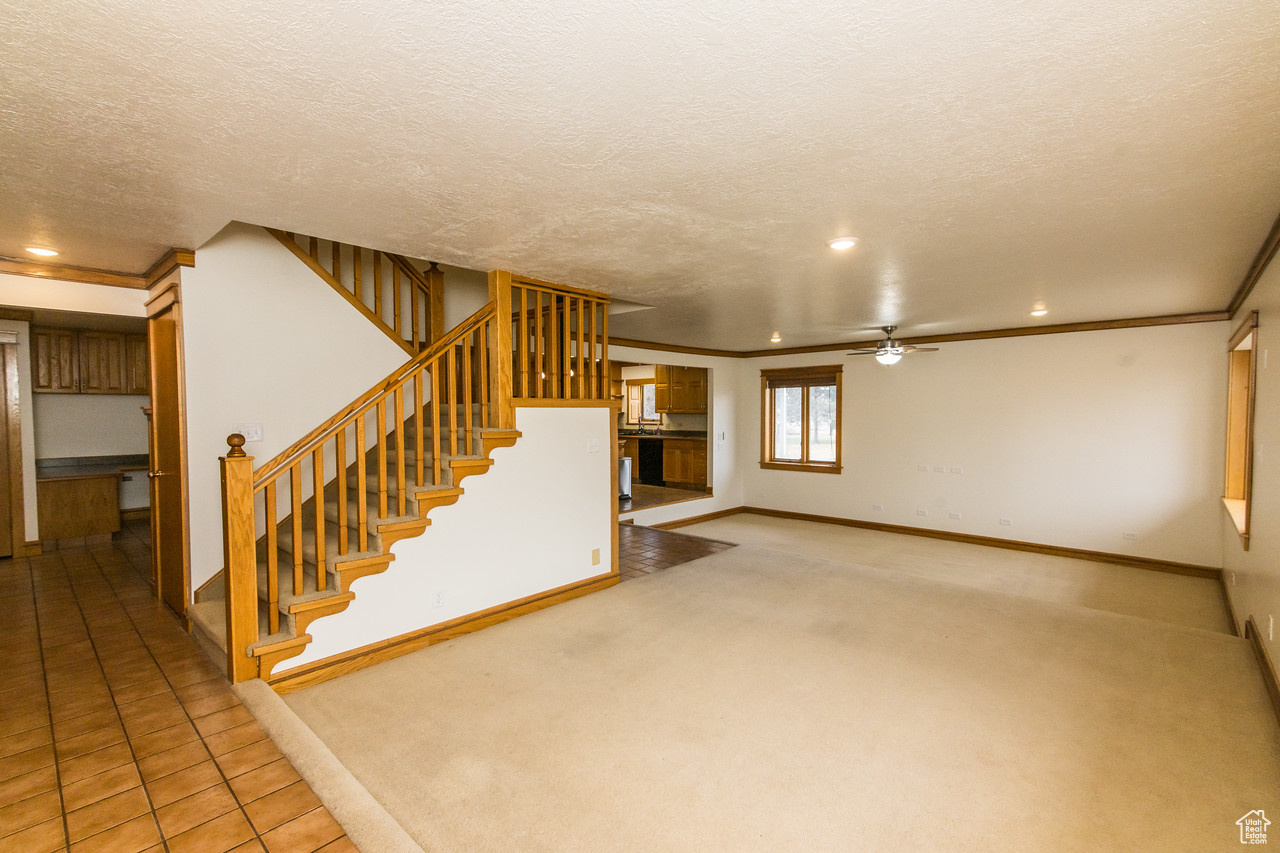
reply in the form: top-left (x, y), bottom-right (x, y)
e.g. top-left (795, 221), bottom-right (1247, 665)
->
top-left (235, 423), bottom-right (264, 442)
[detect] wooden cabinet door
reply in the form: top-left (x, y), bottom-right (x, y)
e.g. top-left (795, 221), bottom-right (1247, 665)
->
top-left (32, 328), bottom-right (78, 392)
top-left (688, 368), bottom-right (708, 412)
top-left (691, 441), bottom-right (708, 486)
top-left (668, 365), bottom-right (688, 412)
top-left (79, 332), bottom-right (127, 394)
top-left (662, 441), bottom-right (682, 482)
top-left (125, 334), bottom-right (150, 395)
top-left (654, 364), bottom-right (670, 412)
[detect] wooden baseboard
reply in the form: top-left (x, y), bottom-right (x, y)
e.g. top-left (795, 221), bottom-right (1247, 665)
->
top-left (120, 507), bottom-right (150, 521)
top-left (267, 571), bottom-right (620, 694)
top-left (20, 540), bottom-right (42, 557)
top-left (1220, 573), bottom-right (1242, 637)
top-left (193, 570), bottom-right (223, 604)
top-left (1244, 617), bottom-right (1280, 728)
top-left (652, 506), bottom-right (747, 530)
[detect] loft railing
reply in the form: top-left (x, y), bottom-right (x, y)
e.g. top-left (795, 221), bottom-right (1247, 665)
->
top-left (506, 273), bottom-right (610, 402)
top-left (268, 228), bottom-right (444, 354)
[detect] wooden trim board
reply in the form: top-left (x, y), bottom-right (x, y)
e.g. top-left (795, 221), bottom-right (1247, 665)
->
top-left (1228, 209), bottom-right (1280, 317)
top-left (0, 247), bottom-right (194, 290)
top-left (1244, 617), bottom-right (1280, 728)
top-left (267, 572), bottom-right (620, 694)
top-left (651, 506), bottom-right (747, 530)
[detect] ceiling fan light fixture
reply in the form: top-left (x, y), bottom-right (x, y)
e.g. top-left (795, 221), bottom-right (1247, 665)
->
top-left (875, 350), bottom-right (903, 366)
top-left (827, 237), bottom-right (859, 251)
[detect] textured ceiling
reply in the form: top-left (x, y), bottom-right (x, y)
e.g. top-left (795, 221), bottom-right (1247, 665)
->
top-left (2, 0), bottom-right (1278, 349)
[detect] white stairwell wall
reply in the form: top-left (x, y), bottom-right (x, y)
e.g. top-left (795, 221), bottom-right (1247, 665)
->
top-left (182, 222), bottom-right (408, 594)
top-left (278, 405), bottom-right (615, 673)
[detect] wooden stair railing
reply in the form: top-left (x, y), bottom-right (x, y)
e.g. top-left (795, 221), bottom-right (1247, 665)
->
top-left (267, 228), bottom-right (444, 356)
top-left (505, 272), bottom-right (611, 403)
top-left (220, 301), bottom-right (507, 682)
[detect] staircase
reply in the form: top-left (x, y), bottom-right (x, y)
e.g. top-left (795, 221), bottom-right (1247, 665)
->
top-left (202, 258), bottom-right (614, 688)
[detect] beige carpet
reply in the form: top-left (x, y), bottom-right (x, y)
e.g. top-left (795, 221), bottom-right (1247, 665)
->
top-left (284, 527), bottom-right (1278, 851)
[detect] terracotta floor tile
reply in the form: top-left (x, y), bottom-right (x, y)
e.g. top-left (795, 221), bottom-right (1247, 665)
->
top-left (0, 788), bottom-right (62, 837)
top-left (110, 679), bottom-right (172, 706)
top-left (0, 724), bottom-right (53, 759)
top-left (129, 720), bottom-right (199, 760)
top-left (1, 816), bottom-right (66, 853)
top-left (137, 740), bottom-right (209, 784)
top-left (243, 779), bottom-right (322, 834)
top-left (193, 704), bottom-right (254, 738)
top-left (227, 758), bottom-right (303, 805)
top-left (215, 738), bottom-right (283, 779)
top-left (181, 690), bottom-right (239, 720)
top-left (316, 837), bottom-right (359, 853)
top-left (58, 742), bottom-right (133, 785)
top-left (166, 809), bottom-right (256, 853)
top-left (68, 812), bottom-right (161, 853)
top-left (121, 703), bottom-right (189, 739)
top-left (0, 710), bottom-right (49, 740)
top-left (57, 723), bottom-right (126, 760)
top-left (228, 841), bottom-right (268, 853)
top-left (175, 678), bottom-right (232, 707)
top-left (0, 763), bottom-right (58, 805)
top-left (155, 782), bottom-right (238, 839)
top-left (61, 761), bottom-right (142, 812)
top-left (66, 785), bottom-right (151, 843)
top-left (0, 743), bottom-right (56, 781)
top-left (203, 721), bottom-right (267, 757)
top-left (54, 709), bottom-right (121, 742)
top-left (260, 806), bottom-right (344, 853)
top-left (144, 760), bottom-right (224, 810)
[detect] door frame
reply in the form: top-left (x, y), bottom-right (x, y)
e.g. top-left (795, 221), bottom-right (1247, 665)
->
top-left (0, 332), bottom-right (26, 557)
top-left (146, 273), bottom-right (193, 622)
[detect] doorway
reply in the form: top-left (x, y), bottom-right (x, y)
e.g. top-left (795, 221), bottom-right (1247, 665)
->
top-left (147, 282), bottom-right (191, 621)
top-left (0, 333), bottom-right (25, 557)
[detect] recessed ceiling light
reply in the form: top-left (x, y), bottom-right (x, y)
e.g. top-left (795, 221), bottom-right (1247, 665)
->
top-left (770, 332), bottom-right (782, 343)
top-left (827, 237), bottom-right (859, 251)
top-left (25, 247), bottom-right (58, 257)
top-left (1030, 306), bottom-right (1048, 317)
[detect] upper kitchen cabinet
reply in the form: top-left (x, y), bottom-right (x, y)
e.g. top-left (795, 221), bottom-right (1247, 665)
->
top-left (32, 327), bottom-right (149, 395)
top-left (655, 364), bottom-right (708, 413)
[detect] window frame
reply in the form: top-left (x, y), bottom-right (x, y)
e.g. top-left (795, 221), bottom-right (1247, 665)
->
top-left (759, 365), bottom-right (842, 474)
top-left (1223, 311), bottom-right (1259, 548)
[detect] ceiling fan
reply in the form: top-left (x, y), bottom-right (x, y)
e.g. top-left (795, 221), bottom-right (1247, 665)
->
top-left (847, 326), bottom-right (938, 365)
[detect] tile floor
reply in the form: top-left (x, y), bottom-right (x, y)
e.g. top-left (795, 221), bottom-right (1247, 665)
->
top-left (0, 521), bottom-right (356, 853)
top-left (618, 483), bottom-right (707, 513)
top-left (617, 523), bottom-right (735, 581)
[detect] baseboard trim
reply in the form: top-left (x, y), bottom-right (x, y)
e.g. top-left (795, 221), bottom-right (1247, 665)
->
top-left (671, 506), bottom-right (1220, 579)
top-left (267, 571), bottom-right (621, 694)
top-left (193, 569), bottom-right (223, 604)
top-left (1220, 574), bottom-right (1242, 637)
top-left (652, 506), bottom-right (747, 530)
top-left (20, 540), bottom-right (42, 557)
top-left (120, 507), bottom-right (150, 522)
top-left (1244, 617), bottom-right (1280, 727)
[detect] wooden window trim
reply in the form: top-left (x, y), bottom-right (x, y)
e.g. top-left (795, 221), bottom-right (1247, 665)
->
top-left (760, 365), bottom-right (842, 472)
top-left (1223, 311), bottom-right (1259, 548)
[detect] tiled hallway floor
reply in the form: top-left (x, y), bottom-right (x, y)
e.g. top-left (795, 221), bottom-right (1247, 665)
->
top-left (0, 522), bottom-right (355, 853)
top-left (617, 523), bottom-right (735, 580)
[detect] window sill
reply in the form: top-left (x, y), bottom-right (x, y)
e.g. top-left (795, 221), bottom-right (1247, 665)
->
top-left (759, 461), bottom-right (842, 474)
top-left (1222, 497), bottom-right (1250, 547)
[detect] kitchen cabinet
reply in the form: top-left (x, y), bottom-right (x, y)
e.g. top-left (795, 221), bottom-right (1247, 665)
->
top-left (32, 328), bottom-right (78, 393)
top-left (32, 327), bottom-right (149, 395)
top-left (655, 365), bottom-right (708, 414)
top-left (622, 438), bottom-right (640, 475)
top-left (36, 473), bottom-right (122, 540)
top-left (662, 438), bottom-right (708, 487)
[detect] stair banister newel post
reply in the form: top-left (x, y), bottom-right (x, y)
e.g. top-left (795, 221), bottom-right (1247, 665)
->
top-left (220, 433), bottom-right (259, 683)
top-left (488, 270), bottom-right (515, 429)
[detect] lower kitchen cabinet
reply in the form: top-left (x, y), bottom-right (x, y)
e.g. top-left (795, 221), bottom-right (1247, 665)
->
top-left (661, 439), bottom-right (707, 488)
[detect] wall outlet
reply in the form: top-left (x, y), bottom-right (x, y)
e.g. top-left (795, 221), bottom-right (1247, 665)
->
top-left (235, 422), bottom-right (264, 442)
top-left (591, 548), bottom-right (601, 566)
top-left (1122, 531), bottom-right (1138, 540)
top-left (999, 518), bottom-right (1012, 526)
top-left (932, 465), bottom-right (945, 473)
top-left (916, 509), bottom-right (928, 516)
top-left (950, 466), bottom-right (963, 474)
top-left (1270, 615), bottom-right (1274, 642)
top-left (431, 590), bottom-right (444, 608)
top-left (917, 464), bottom-right (929, 472)
top-left (1231, 572), bottom-right (1236, 586)
top-left (949, 511), bottom-right (962, 520)
top-left (588, 438), bottom-right (600, 453)
top-left (872, 503), bottom-right (884, 511)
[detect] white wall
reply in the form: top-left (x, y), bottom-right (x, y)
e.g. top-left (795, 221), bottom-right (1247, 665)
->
top-left (34, 394), bottom-right (149, 457)
top-left (1223, 256), bottom-right (1280, 661)
top-left (436, 263), bottom-right (489, 330)
top-left (0, 319), bottom-right (39, 541)
top-left (279, 405), bottom-right (615, 672)
top-left (182, 222), bottom-right (409, 593)
top-left (0, 272), bottom-right (147, 316)
top-left (613, 345), bottom-right (746, 526)
top-left (739, 323), bottom-right (1227, 566)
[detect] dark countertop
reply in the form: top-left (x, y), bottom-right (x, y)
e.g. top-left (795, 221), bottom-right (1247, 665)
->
top-left (37, 454), bottom-right (149, 482)
top-left (618, 431), bottom-right (707, 440)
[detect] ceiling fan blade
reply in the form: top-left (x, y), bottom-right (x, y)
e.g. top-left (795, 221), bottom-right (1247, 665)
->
top-left (846, 349), bottom-right (882, 355)
top-left (900, 346), bottom-right (939, 353)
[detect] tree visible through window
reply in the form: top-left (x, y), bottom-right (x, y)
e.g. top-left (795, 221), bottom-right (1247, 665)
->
top-left (761, 365), bottom-right (842, 473)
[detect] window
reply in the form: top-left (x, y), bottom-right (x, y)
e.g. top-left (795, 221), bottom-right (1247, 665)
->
top-left (1224, 311), bottom-right (1258, 547)
top-left (626, 382), bottom-right (661, 424)
top-left (760, 365), bottom-right (842, 473)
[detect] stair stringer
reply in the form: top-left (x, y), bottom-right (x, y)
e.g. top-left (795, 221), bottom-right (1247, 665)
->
top-left (263, 405), bottom-right (618, 687)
